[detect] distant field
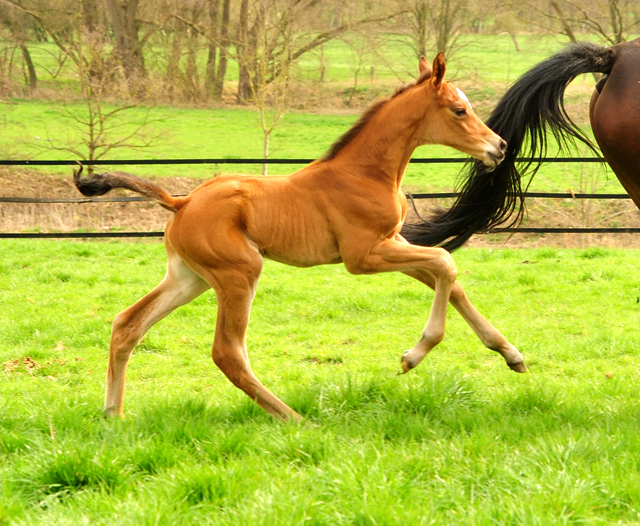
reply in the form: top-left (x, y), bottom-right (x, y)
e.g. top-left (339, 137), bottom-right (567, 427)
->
top-left (0, 100), bottom-right (621, 194)
top-left (0, 33), bottom-right (625, 193)
top-left (1, 240), bottom-right (640, 524)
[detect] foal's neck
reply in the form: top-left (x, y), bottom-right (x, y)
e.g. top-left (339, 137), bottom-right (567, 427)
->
top-left (334, 94), bottom-right (427, 190)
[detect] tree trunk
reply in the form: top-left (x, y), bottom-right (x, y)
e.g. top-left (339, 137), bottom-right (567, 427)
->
top-left (608, 0), bottom-right (623, 44)
top-left (236, 0), bottom-right (251, 103)
top-left (205, 0), bottom-right (219, 98)
top-left (83, 0), bottom-right (100, 33)
top-left (185, 31), bottom-right (200, 100)
top-left (81, 0), bottom-right (109, 87)
top-left (165, 24), bottom-right (183, 100)
top-left (184, 3), bottom-right (201, 100)
top-left (19, 43), bottom-right (36, 94)
top-left (105, 0), bottom-right (146, 96)
top-left (0, 9), bottom-right (37, 94)
top-left (436, 0), bottom-right (452, 54)
top-left (415, 1), bottom-right (428, 59)
top-left (213, 0), bottom-right (230, 100)
top-left (550, 0), bottom-right (577, 43)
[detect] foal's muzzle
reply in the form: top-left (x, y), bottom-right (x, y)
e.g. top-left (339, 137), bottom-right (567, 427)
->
top-left (484, 138), bottom-right (507, 169)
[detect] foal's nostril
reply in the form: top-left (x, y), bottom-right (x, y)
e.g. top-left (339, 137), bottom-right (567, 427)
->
top-left (499, 139), bottom-right (508, 154)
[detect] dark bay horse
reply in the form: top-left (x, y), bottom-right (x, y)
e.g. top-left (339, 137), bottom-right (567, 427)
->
top-left (401, 38), bottom-right (640, 251)
top-left (74, 54), bottom-right (524, 421)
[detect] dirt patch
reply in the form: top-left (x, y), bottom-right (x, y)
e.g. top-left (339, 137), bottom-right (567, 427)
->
top-left (2, 168), bottom-right (640, 248)
top-left (0, 168), bottom-right (208, 235)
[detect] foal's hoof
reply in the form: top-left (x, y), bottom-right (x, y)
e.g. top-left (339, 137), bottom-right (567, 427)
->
top-left (508, 361), bottom-right (527, 373)
top-left (104, 406), bottom-right (124, 419)
top-left (400, 350), bottom-right (418, 374)
top-left (289, 411), bottom-right (303, 423)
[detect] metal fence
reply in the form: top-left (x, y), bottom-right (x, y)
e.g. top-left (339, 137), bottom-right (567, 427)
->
top-left (2, 157), bottom-right (639, 238)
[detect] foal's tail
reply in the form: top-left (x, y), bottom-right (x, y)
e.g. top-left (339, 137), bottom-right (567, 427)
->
top-left (401, 41), bottom-right (616, 252)
top-left (73, 165), bottom-right (184, 212)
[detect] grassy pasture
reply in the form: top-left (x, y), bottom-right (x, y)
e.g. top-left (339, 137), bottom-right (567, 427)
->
top-left (1, 240), bottom-right (640, 525)
top-left (1, 33), bottom-right (625, 194)
top-left (0, 99), bottom-right (621, 195)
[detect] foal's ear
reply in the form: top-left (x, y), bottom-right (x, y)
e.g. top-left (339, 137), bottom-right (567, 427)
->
top-left (417, 56), bottom-right (432, 84)
top-left (431, 52), bottom-right (446, 88)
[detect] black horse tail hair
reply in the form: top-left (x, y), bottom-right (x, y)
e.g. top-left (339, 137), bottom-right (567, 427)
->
top-left (401, 41), bottom-right (616, 252)
top-left (73, 164), bottom-right (184, 212)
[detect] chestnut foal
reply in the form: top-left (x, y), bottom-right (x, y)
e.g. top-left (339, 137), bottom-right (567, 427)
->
top-left (75, 54), bottom-right (525, 421)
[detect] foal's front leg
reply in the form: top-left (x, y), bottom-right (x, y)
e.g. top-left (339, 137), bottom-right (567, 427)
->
top-left (403, 269), bottom-right (526, 372)
top-left (343, 236), bottom-right (458, 372)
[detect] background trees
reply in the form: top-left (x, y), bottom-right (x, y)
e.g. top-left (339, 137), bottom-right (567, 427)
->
top-left (0, 0), bottom-right (618, 104)
top-left (395, 0), bottom-right (482, 59)
top-left (511, 0), bottom-right (640, 45)
top-left (0, 0), bottom-right (637, 133)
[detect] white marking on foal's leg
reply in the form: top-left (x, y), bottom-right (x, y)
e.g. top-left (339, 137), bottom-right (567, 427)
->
top-left (400, 269), bottom-right (452, 373)
top-left (104, 251), bottom-right (210, 418)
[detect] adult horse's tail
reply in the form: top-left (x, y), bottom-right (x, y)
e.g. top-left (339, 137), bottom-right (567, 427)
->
top-left (401, 41), bottom-right (616, 252)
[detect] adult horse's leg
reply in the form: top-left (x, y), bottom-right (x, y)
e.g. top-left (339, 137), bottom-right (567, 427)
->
top-left (105, 245), bottom-right (211, 417)
top-left (402, 269), bottom-right (525, 372)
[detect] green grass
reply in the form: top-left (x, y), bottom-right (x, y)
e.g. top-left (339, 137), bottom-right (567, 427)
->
top-left (0, 98), bottom-right (621, 194)
top-left (1, 240), bottom-right (640, 524)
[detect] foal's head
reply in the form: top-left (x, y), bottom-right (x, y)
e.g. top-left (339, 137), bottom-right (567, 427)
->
top-left (410, 53), bottom-right (507, 169)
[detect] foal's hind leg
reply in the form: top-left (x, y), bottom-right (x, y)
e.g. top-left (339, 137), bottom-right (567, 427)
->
top-left (403, 269), bottom-right (525, 372)
top-left (105, 249), bottom-right (210, 417)
top-left (203, 266), bottom-right (301, 422)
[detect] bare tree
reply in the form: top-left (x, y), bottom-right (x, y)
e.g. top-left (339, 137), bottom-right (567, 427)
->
top-left (212, 0), bottom-right (231, 99)
top-left (251, 62), bottom-right (289, 175)
top-left (0, 1), bottom-right (38, 94)
top-left (14, 3), bottom-right (162, 164)
top-left (167, 0), bottom-right (232, 101)
top-left (36, 79), bottom-right (161, 169)
top-left (0, 0), bottom-right (145, 95)
top-left (395, 0), bottom-right (480, 59)
top-left (233, 0), bottom-right (402, 103)
top-left (235, 0), bottom-right (257, 103)
top-left (105, 0), bottom-right (147, 92)
top-left (242, 5), bottom-right (290, 174)
top-left (508, 0), bottom-right (640, 46)
top-left (7, 24), bottom-right (36, 93)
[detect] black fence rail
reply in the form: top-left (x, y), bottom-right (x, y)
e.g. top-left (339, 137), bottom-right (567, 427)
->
top-left (0, 156), bottom-right (612, 166)
top-left (2, 157), bottom-right (640, 238)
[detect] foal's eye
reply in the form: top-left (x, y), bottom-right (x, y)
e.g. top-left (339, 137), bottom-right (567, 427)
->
top-left (453, 108), bottom-right (467, 117)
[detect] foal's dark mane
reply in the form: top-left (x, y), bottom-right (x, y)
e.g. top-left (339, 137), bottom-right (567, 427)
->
top-left (400, 42), bottom-right (616, 252)
top-left (319, 80), bottom-right (421, 163)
